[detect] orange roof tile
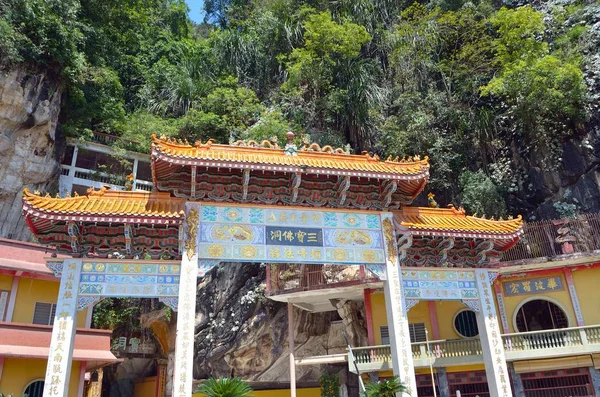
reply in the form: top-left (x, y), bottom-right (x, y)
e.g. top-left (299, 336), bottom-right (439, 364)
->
top-left (151, 135), bottom-right (430, 178)
top-left (393, 206), bottom-right (523, 239)
top-left (22, 188), bottom-right (184, 223)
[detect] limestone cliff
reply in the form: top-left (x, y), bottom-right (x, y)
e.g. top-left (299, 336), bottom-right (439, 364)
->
top-left (0, 66), bottom-right (62, 240)
top-left (193, 263), bottom-right (359, 384)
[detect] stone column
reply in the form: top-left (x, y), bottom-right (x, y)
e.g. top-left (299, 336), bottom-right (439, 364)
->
top-left (437, 368), bottom-right (450, 397)
top-left (381, 213), bottom-right (417, 396)
top-left (288, 302), bottom-right (296, 397)
top-left (43, 258), bottom-right (82, 397)
top-left (172, 203), bottom-right (200, 397)
top-left (474, 269), bottom-right (512, 397)
top-left (507, 363), bottom-right (524, 397)
top-left (589, 367), bottom-right (600, 396)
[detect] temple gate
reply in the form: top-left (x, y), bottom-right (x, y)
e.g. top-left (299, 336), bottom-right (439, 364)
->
top-left (22, 133), bottom-right (523, 397)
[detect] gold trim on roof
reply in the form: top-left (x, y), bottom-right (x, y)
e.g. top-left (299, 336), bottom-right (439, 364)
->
top-left (151, 134), bottom-right (429, 177)
top-left (23, 188), bottom-right (185, 220)
top-left (393, 206), bottom-right (523, 237)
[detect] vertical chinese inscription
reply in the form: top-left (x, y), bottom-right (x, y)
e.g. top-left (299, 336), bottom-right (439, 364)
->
top-left (381, 215), bottom-right (417, 396)
top-left (475, 269), bottom-right (512, 397)
top-left (172, 203), bottom-right (200, 397)
top-left (43, 258), bottom-right (82, 397)
top-left (185, 208), bottom-right (199, 261)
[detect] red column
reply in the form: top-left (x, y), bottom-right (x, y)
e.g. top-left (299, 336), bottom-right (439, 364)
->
top-left (363, 289), bottom-right (375, 345)
top-left (155, 359), bottom-right (168, 397)
top-left (428, 301), bottom-right (440, 340)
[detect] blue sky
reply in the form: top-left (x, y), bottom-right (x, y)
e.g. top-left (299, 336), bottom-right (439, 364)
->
top-left (185, 0), bottom-right (205, 23)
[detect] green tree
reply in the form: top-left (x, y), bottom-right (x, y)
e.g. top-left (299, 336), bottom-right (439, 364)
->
top-left (364, 377), bottom-right (408, 397)
top-left (196, 378), bottom-right (253, 397)
top-left (480, 6), bottom-right (586, 169)
top-left (459, 170), bottom-right (507, 218)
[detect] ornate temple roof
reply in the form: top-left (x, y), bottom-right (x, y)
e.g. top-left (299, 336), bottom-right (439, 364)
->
top-left (21, 134), bottom-right (523, 261)
top-left (394, 206), bottom-right (523, 239)
top-left (23, 188), bottom-right (184, 225)
top-left (151, 134), bottom-right (430, 179)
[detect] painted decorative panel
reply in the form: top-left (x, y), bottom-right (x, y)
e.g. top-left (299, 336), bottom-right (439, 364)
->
top-left (402, 269), bottom-right (479, 300)
top-left (78, 262), bottom-right (181, 299)
top-left (502, 276), bottom-right (564, 296)
top-left (198, 205), bottom-right (385, 264)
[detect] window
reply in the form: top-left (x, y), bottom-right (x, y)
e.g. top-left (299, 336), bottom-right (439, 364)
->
top-left (380, 325), bottom-right (390, 344)
top-left (0, 290), bottom-right (9, 321)
top-left (135, 161), bottom-right (152, 181)
top-left (521, 368), bottom-right (593, 397)
top-left (515, 299), bottom-right (568, 332)
top-left (24, 380), bottom-right (44, 397)
top-left (33, 302), bottom-right (57, 325)
top-left (380, 323), bottom-right (427, 344)
top-left (454, 310), bottom-right (479, 338)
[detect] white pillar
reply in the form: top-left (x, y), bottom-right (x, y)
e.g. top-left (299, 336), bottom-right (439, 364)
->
top-left (43, 258), bottom-right (82, 397)
top-left (6, 275), bottom-right (19, 321)
top-left (288, 302), bottom-right (296, 397)
top-left (381, 214), bottom-right (417, 396)
top-left (172, 204), bottom-right (199, 397)
top-left (475, 269), bottom-right (512, 397)
top-left (77, 363), bottom-right (87, 397)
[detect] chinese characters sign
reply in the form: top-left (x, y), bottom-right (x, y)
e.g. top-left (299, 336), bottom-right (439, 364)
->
top-left (198, 205), bottom-right (385, 264)
top-left (43, 259), bottom-right (81, 397)
top-left (78, 262), bottom-right (180, 299)
top-left (266, 226), bottom-right (323, 246)
top-left (502, 276), bottom-right (563, 296)
top-left (402, 269), bottom-right (479, 300)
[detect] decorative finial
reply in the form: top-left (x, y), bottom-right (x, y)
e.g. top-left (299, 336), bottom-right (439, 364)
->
top-left (427, 192), bottom-right (439, 208)
top-left (286, 131), bottom-right (295, 144)
top-left (284, 131), bottom-right (298, 156)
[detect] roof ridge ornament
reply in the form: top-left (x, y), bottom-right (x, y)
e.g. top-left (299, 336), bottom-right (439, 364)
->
top-left (284, 131), bottom-right (298, 156)
top-left (230, 138), bottom-right (280, 149)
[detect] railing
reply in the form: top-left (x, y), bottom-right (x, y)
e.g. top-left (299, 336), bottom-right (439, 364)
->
top-left (60, 165), bottom-right (153, 193)
top-left (502, 213), bottom-right (600, 263)
top-left (350, 325), bottom-right (600, 373)
top-left (87, 131), bottom-right (140, 148)
top-left (267, 263), bottom-right (376, 294)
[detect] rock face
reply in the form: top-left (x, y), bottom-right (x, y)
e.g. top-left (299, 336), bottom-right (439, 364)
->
top-left (192, 263), bottom-right (360, 385)
top-left (0, 66), bottom-right (62, 240)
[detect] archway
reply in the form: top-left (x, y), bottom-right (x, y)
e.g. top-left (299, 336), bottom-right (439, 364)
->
top-left (515, 299), bottom-right (569, 332)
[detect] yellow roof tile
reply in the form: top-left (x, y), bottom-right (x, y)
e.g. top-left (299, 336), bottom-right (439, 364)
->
top-left (151, 135), bottom-right (429, 177)
top-left (393, 206), bottom-right (523, 238)
top-left (22, 188), bottom-right (185, 222)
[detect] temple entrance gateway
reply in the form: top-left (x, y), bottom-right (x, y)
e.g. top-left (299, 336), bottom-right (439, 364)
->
top-left (22, 134), bottom-right (523, 397)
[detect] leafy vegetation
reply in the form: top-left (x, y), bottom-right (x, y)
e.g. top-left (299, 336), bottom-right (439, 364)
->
top-left (196, 377), bottom-right (253, 397)
top-left (2, 0), bottom-right (599, 217)
top-left (319, 372), bottom-right (340, 397)
top-left (364, 376), bottom-right (408, 397)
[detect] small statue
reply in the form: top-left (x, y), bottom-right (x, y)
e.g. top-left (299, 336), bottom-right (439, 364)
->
top-left (428, 192), bottom-right (439, 208)
top-left (125, 173), bottom-right (135, 191)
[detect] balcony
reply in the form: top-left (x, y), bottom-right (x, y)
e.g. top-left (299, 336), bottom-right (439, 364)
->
top-left (0, 322), bottom-right (119, 368)
top-left (267, 264), bottom-right (381, 311)
top-left (349, 325), bottom-right (600, 373)
top-left (60, 164), bottom-right (153, 193)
